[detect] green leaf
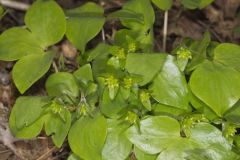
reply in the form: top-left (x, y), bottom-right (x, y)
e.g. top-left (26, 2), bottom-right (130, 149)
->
top-left (68, 113), bottom-right (107, 160)
top-left (68, 154), bottom-right (82, 160)
top-left (102, 119), bottom-right (132, 160)
top-left (87, 43), bottom-right (110, 62)
top-left (45, 108), bottom-right (71, 148)
top-left (224, 101), bottom-right (240, 125)
top-left (100, 89), bottom-right (127, 118)
top-left (74, 64), bottom-right (93, 84)
top-left (188, 123), bottom-right (237, 160)
top-left (9, 96), bottom-right (50, 138)
top-left (126, 116), bottom-right (180, 154)
top-left (153, 103), bottom-right (188, 116)
top-left (126, 53), bottom-right (167, 86)
top-left (0, 27), bottom-right (43, 61)
top-left (12, 52), bottom-right (54, 93)
top-left (134, 147), bottom-right (157, 160)
top-left (107, 9), bottom-right (144, 23)
top-left (121, 0), bottom-right (155, 29)
top-left (181, 0), bottom-right (213, 9)
top-left (151, 0), bottom-right (173, 11)
top-left (150, 56), bottom-right (190, 110)
top-left (181, 0), bottom-right (200, 9)
top-left (214, 43), bottom-right (240, 72)
top-left (25, 0), bottom-right (66, 47)
top-left (190, 93), bottom-right (219, 121)
top-left (189, 61), bottom-right (240, 117)
top-left (0, 5), bottom-right (4, 17)
top-left (9, 96), bottom-right (49, 130)
top-left (66, 2), bottom-right (105, 53)
top-left (186, 31), bottom-right (211, 72)
top-left (10, 115), bottom-right (46, 139)
top-left (199, 0), bottom-right (214, 9)
top-left (127, 116), bottom-right (235, 160)
top-left (45, 72), bottom-right (79, 98)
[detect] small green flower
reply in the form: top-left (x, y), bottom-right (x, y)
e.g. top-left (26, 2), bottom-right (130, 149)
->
top-left (51, 101), bottom-right (62, 114)
top-left (79, 103), bottom-right (87, 116)
top-left (117, 48), bottom-right (126, 59)
top-left (124, 77), bottom-right (133, 89)
top-left (125, 111), bottom-right (138, 124)
top-left (140, 91), bottom-right (150, 102)
top-left (176, 47), bottom-right (192, 59)
top-left (128, 43), bottom-right (136, 53)
top-left (105, 76), bottom-right (119, 99)
top-left (182, 114), bottom-right (206, 137)
top-left (225, 124), bottom-right (237, 138)
top-left (105, 76), bottom-right (119, 89)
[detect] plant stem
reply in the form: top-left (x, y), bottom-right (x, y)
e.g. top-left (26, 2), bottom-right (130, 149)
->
top-left (52, 61), bottom-right (59, 73)
top-left (163, 10), bottom-right (168, 52)
top-left (0, 0), bottom-right (29, 11)
top-left (101, 28), bottom-right (106, 43)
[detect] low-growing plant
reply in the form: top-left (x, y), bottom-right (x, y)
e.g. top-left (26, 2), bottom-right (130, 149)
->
top-left (0, 0), bottom-right (240, 159)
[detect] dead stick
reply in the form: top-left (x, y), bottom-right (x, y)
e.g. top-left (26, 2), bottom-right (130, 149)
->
top-left (36, 146), bottom-right (57, 160)
top-left (0, 0), bottom-right (30, 11)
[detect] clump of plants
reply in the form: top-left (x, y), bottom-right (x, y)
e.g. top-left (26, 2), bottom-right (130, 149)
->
top-left (0, 0), bottom-right (240, 159)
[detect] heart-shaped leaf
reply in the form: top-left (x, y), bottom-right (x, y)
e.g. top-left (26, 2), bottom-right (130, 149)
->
top-left (100, 88), bottom-right (127, 118)
top-left (66, 2), bottom-right (105, 53)
top-left (214, 43), bottom-right (240, 72)
top-left (68, 113), bottom-right (107, 160)
top-left (151, 0), bottom-right (173, 11)
top-left (74, 63), bottom-right (93, 84)
top-left (126, 116), bottom-right (180, 154)
top-left (150, 56), bottom-right (190, 110)
top-left (126, 53), bottom-right (167, 86)
top-left (45, 72), bottom-right (79, 98)
top-left (45, 107), bottom-right (71, 148)
top-left (25, 0), bottom-right (66, 48)
top-left (12, 52), bottom-right (54, 93)
top-left (189, 61), bottom-right (240, 116)
top-left (9, 96), bottom-right (50, 138)
top-left (0, 27), bottom-right (43, 61)
top-left (102, 119), bottom-right (132, 160)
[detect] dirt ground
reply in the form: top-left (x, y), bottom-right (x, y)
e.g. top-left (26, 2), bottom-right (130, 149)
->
top-left (0, 0), bottom-right (239, 159)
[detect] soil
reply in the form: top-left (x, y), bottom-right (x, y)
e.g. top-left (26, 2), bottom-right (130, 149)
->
top-left (0, 0), bottom-right (239, 159)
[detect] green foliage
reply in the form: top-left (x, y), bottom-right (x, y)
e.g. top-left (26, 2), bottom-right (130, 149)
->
top-left (13, 52), bottom-right (54, 93)
top-left (25, 0), bottom-right (66, 47)
top-left (66, 2), bottom-right (105, 53)
top-left (181, 0), bottom-right (214, 9)
top-left (1, 0), bottom-right (240, 159)
top-left (151, 0), bottom-right (173, 11)
top-left (0, 0), bottom-right (66, 93)
top-left (68, 113), bottom-right (107, 160)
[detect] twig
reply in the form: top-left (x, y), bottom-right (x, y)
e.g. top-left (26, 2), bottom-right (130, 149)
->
top-left (0, 0), bottom-right (29, 11)
top-left (36, 146), bottom-right (57, 160)
top-left (196, 20), bottom-right (223, 42)
top-left (0, 149), bottom-right (11, 154)
top-left (101, 29), bottom-right (106, 43)
top-left (163, 10), bottom-right (168, 52)
top-left (52, 61), bottom-right (59, 73)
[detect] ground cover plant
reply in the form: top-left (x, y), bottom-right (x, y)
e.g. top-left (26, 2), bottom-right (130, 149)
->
top-left (0, 0), bottom-right (240, 159)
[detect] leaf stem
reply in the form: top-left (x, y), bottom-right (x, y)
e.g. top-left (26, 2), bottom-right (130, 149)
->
top-left (163, 10), bottom-right (168, 52)
top-left (52, 61), bottom-right (59, 73)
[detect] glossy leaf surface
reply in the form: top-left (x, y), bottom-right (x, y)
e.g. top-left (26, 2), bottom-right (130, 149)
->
top-left (150, 56), bottom-right (189, 110)
top-left (190, 61), bottom-right (240, 116)
top-left (68, 113), bottom-right (107, 160)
